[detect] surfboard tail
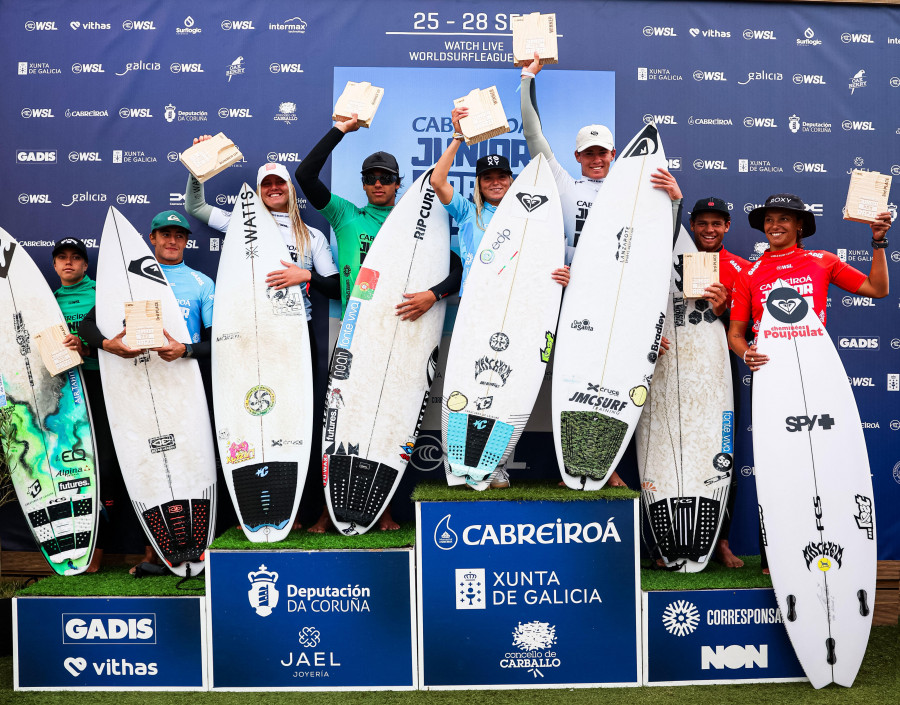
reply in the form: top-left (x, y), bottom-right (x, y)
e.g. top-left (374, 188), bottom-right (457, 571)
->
top-left (141, 496), bottom-right (212, 568)
top-left (231, 461), bottom-right (299, 536)
top-left (559, 411), bottom-right (627, 480)
top-left (325, 454), bottom-right (398, 529)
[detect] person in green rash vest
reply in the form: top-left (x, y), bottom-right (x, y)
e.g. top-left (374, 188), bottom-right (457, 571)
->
top-left (53, 238), bottom-right (136, 571)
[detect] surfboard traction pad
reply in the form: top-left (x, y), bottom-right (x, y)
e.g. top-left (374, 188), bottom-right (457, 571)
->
top-left (326, 453), bottom-right (398, 528)
top-left (232, 461), bottom-right (298, 533)
top-left (560, 411), bottom-right (628, 479)
top-left (141, 497), bottom-right (211, 566)
top-left (646, 495), bottom-right (721, 562)
top-left (446, 413), bottom-right (514, 482)
top-left (29, 498), bottom-right (94, 564)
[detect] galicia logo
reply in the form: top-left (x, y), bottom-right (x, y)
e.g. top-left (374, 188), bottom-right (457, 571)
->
top-left (63, 615), bottom-right (155, 644)
top-left (115, 61), bottom-right (160, 76)
top-left (62, 192), bottom-right (106, 207)
top-left (434, 514), bottom-right (458, 550)
top-left (738, 71), bottom-right (783, 85)
top-left (662, 600), bottom-right (700, 636)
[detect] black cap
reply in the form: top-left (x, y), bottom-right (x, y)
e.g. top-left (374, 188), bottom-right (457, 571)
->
top-left (475, 154), bottom-right (513, 178)
top-left (748, 193), bottom-right (816, 238)
top-left (361, 151), bottom-right (399, 175)
top-left (52, 237), bottom-right (89, 263)
top-left (690, 197), bottom-right (731, 221)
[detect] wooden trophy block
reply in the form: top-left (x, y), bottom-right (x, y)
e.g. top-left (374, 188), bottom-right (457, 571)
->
top-left (333, 81), bottom-right (384, 127)
top-left (844, 169), bottom-right (892, 224)
top-left (33, 323), bottom-right (82, 376)
top-left (512, 12), bottom-right (559, 66)
top-left (179, 133), bottom-right (243, 183)
top-left (682, 252), bottom-right (719, 299)
top-left (453, 86), bottom-right (511, 146)
top-left (125, 300), bottom-right (165, 349)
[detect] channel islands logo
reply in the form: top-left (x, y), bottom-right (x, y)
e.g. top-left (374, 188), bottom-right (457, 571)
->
top-left (245, 385), bottom-right (275, 416)
top-left (766, 285), bottom-right (808, 324)
top-left (248, 564), bottom-right (279, 617)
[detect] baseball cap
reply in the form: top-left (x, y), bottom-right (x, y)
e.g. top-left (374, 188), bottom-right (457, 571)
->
top-left (575, 124), bottom-right (615, 153)
top-left (52, 237), bottom-right (89, 262)
top-left (360, 151), bottom-right (399, 175)
top-left (690, 197), bottom-right (731, 221)
top-left (257, 162), bottom-right (291, 189)
top-left (150, 210), bottom-right (192, 234)
top-left (747, 193), bottom-right (816, 238)
top-left (475, 154), bottom-right (513, 178)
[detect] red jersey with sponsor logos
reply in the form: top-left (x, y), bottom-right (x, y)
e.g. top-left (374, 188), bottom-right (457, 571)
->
top-left (731, 245), bottom-right (867, 335)
top-left (718, 247), bottom-right (750, 306)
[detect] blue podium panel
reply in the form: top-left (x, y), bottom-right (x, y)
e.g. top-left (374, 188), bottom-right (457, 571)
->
top-left (14, 596), bottom-right (207, 690)
top-left (417, 500), bottom-right (640, 689)
top-left (643, 589), bottom-right (806, 685)
top-left (207, 550), bottom-right (416, 690)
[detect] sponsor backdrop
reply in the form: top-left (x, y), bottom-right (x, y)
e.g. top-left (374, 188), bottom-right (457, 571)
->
top-left (206, 550), bottom-right (416, 689)
top-left (643, 589), bottom-right (805, 685)
top-left (417, 500), bottom-right (640, 687)
top-left (14, 596), bottom-right (207, 689)
top-left (2, 1), bottom-right (899, 559)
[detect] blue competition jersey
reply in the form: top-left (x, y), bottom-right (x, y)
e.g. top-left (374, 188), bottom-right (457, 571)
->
top-left (160, 262), bottom-right (215, 343)
top-left (444, 191), bottom-right (497, 296)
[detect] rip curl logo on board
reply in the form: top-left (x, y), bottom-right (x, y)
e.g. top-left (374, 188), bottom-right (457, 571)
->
top-left (245, 385), bottom-right (275, 416)
top-left (766, 286), bottom-right (808, 323)
top-left (662, 599), bottom-right (700, 636)
top-left (516, 192), bottom-right (549, 212)
top-left (247, 564), bottom-right (279, 617)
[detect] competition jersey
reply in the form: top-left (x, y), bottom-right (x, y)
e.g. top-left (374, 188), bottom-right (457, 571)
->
top-left (207, 206), bottom-right (337, 320)
top-left (159, 262), bottom-right (215, 343)
top-left (717, 246), bottom-right (750, 320)
top-left (54, 275), bottom-right (99, 371)
top-left (546, 156), bottom-right (604, 265)
top-left (318, 194), bottom-right (392, 315)
top-left (731, 246), bottom-right (867, 337)
top-left (444, 191), bottom-right (497, 296)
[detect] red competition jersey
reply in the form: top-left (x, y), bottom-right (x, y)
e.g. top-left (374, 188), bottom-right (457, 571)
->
top-left (731, 245), bottom-right (867, 335)
top-left (718, 247), bottom-right (750, 307)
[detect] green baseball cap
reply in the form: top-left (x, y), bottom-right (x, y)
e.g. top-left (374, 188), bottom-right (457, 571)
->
top-left (150, 210), bottom-right (191, 233)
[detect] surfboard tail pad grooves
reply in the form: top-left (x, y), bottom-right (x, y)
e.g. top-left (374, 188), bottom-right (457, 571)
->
top-left (142, 498), bottom-right (211, 565)
top-left (648, 496), bottom-right (721, 562)
top-left (29, 498), bottom-right (94, 562)
top-left (232, 461), bottom-right (297, 533)
top-left (446, 413), bottom-right (514, 482)
top-left (560, 411), bottom-right (627, 480)
top-left (327, 454), bottom-right (398, 526)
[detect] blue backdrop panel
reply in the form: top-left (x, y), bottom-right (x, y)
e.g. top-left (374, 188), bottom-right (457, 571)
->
top-left (2, 1), bottom-right (899, 559)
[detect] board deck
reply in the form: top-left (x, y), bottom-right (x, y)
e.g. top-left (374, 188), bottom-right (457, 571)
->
top-left (323, 171), bottom-right (448, 533)
top-left (441, 154), bottom-right (564, 489)
top-left (96, 207), bottom-right (216, 576)
top-left (0, 228), bottom-right (99, 576)
top-left (212, 184), bottom-right (312, 542)
top-left (636, 227), bottom-right (734, 571)
top-left (753, 280), bottom-right (876, 688)
top-left (552, 122), bottom-right (674, 490)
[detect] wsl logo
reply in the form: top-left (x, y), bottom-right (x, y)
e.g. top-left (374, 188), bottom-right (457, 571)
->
top-left (248, 564), bottom-right (280, 617)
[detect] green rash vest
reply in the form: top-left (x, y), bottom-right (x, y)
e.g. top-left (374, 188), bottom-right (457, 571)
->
top-left (54, 275), bottom-right (99, 371)
top-left (319, 193), bottom-right (392, 315)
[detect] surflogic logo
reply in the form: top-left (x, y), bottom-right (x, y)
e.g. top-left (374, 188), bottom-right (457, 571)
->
top-left (797, 28), bottom-right (822, 46)
top-left (176, 16), bottom-right (201, 35)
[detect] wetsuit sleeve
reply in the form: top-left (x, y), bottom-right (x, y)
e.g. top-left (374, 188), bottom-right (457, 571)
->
top-left (520, 76), bottom-right (554, 160)
top-left (201, 278), bottom-right (215, 329)
top-left (191, 324), bottom-right (212, 360)
top-left (184, 175), bottom-right (215, 224)
top-left (295, 127), bottom-right (344, 211)
top-left (671, 199), bottom-right (683, 241)
top-left (78, 306), bottom-right (106, 350)
top-left (309, 272), bottom-right (340, 299)
top-left (429, 250), bottom-right (463, 300)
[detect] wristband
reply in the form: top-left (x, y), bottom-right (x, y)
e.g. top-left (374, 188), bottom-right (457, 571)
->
top-left (182, 343), bottom-right (194, 359)
top-left (453, 132), bottom-right (465, 141)
top-left (872, 237), bottom-right (888, 250)
top-left (521, 69), bottom-right (535, 78)
top-left (743, 350), bottom-right (750, 364)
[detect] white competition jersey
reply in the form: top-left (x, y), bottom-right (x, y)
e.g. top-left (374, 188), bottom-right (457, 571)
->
top-left (546, 155), bottom-right (604, 265)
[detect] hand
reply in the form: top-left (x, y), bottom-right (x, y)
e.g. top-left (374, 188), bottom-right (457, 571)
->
top-left (451, 107), bottom-right (468, 134)
top-left (101, 329), bottom-right (142, 359)
top-left (153, 329), bottom-right (186, 362)
top-left (395, 291), bottom-right (437, 321)
top-left (62, 333), bottom-right (89, 357)
top-left (658, 335), bottom-right (670, 357)
top-left (703, 282), bottom-right (729, 316)
top-left (335, 113), bottom-right (360, 133)
top-left (266, 261), bottom-right (310, 290)
top-left (743, 344), bottom-right (769, 372)
top-left (649, 167), bottom-right (682, 201)
top-left (524, 51), bottom-right (543, 76)
top-left (192, 134), bottom-right (213, 145)
top-left (551, 265), bottom-right (570, 286)
top-left (871, 211), bottom-right (891, 241)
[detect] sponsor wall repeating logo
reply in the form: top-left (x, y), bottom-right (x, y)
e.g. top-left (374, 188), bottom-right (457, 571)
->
top-left (693, 159), bottom-right (728, 171)
top-left (25, 20), bottom-right (58, 31)
top-left (688, 116), bottom-right (732, 126)
top-left (693, 70), bottom-right (727, 81)
top-left (841, 32), bottom-right (874, 44)
top-left (68, 21), bottom-right (111, 31)
top-left (793, 73), bottom-right (827, 86)
top-left (64, 109), bottom-right (109, 118)
top-left (116, 61), bottom-right (161, 76)
top-left (738, 159), bottom-right (782, 174)
top-left (226, 56), bottom-right (245, 81)
top-left (18, 61), bottom-right (62, 75)
top-left (743, 116), bottom-right (778, 128)
top-left (21, 108), bottom-right (55, 118)
top-left (221, 20), bottom-right (256, 30)
top-left (122, 20), bottom-right (157, 31)
top-left (637, 67), bottom-right (683, 81)
top-left (118, 107), bottom-right (153, 118)
top-left (71, 63), bottom-right (104, 74)
top-left (18, 193), bottom-right (52, 204)
top-left (797, 28), bottom-right (822, 46)
top-left (738, 71), bottom-right (782, 85)
top-left (176, 16), bottom-right (201, 35)
top-left (743, 29), bottom-right (776, 40)
top-left (270, 17), bottom-right (308, 33)
top-left (643, 26), bottom-right (677, 37)
top-left (69, 151), bottom-right (101, 162)
top-left (274, 102), bottom-right (298, 124)
top-left (689, 28), bottom-right (731, 38)
top-left (170, 62), bottom-right (204, 73)
top-left (16, 150), bottom-right (57, 164)
top-left (849, 70), bottom-right (867, 94)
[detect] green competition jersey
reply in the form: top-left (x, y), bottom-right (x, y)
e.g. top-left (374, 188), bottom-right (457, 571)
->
top-left (53, 275), bottom-right (99, 371)
top-left (320, 193), bottom-right (392, 315)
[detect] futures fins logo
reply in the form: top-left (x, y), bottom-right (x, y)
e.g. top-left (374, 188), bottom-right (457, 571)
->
top-left (516, 192), bottom-right (549, 212)
top-left (128, 256), bottom-right (167, 285)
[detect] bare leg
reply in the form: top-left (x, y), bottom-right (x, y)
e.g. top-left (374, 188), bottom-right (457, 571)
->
top-left (378, 504), bottom-right (400, 531)
top-left (606, 470), bottom-right (627, 488)
top-left (86, 548), bottom-right (103, 573)
top-left (129, 545), bottom-right (159, 574)
top-left (307, 506), bottom-right (333, 534)
top-left (714, 539), bottom-right (744, 568)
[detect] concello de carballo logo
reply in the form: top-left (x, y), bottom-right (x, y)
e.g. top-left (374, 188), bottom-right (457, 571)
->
top-left (248, 564), bottom-right (280, 617)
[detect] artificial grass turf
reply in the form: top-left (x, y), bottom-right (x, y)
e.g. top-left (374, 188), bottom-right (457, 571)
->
top-left (410, 479), bottom-right (639, 502)
top-left (640, 555), bottom-right (773, 591)
top-left (210, 523), bottom-right (416, 550)
top-left (15, 565), bottom-right (204, 597)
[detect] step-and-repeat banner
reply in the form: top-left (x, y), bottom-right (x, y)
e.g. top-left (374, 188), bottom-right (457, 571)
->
top-left (3, 1), bottom-right (899, 559)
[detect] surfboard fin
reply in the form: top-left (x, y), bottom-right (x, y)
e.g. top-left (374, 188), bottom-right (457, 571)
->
top-left (857, 589), bottom-right (870, 617)
top-left (786, 594), bottom-right (797, 622)
top-left (825, 638), bottom-right (836, 665)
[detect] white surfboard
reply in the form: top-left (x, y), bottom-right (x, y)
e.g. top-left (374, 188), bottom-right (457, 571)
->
top-left (753, 281), bottom-right (876, 688)
top-left (636, 226), bottom-right (734, 571)
top-left (212, 184), bottom-right (312, 542)
top-left (96, 207), bottom-right (216, 576)
top-left (323, 171), bottom-right (447, 533)
top-left (0, 229), bottom-right (99, 575)
top-left (552, 123), bottom-right (673, 490)
top-left (441, 154), bottom-right (564, 489)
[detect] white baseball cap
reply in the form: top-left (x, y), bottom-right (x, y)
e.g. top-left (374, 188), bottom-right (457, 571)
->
top-left (575, 125), bottom-right (614, 153)
top-left (256, 162), bottom-right (291, 189)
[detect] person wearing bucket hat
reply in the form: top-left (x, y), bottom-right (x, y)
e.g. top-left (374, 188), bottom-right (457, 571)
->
top-left (728, 193), bottom-right (891, 373)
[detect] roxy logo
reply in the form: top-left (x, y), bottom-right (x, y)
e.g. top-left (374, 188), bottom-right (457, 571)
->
top-left (63, 615), bottom-right (155, 643)
top-left (702, 645), bottom-right (769, 670)
top-left (662, 599), bottom-right (700, 636)
top-left (516, 193), bottom-right (548, 212)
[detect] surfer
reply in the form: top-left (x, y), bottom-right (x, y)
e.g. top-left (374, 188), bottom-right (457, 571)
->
top-left (688, 197), bottom-right (751, 569)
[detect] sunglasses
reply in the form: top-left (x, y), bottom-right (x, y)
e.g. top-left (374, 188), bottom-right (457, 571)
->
top-left (362, 173), bottom-right (398, 186)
